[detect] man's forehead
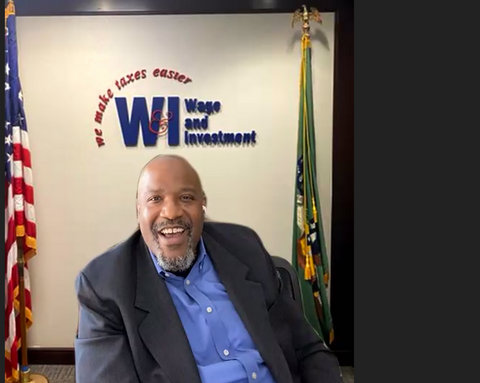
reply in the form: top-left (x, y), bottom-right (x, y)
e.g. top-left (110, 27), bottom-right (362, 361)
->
top-left (146, 155), bottom-right (189, 170)
top-left (138, 156), bottom-right (202, 191)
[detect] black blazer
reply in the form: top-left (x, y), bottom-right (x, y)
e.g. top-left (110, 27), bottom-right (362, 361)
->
top-left (75, 222), bottom-right (341, 383)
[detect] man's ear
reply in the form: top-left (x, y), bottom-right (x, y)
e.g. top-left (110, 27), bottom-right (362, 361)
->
top-left (201, 194), bottom-right (207, 216)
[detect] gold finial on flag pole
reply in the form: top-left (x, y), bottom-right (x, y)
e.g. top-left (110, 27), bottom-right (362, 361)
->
top-left (5, 0), bottom-right (15, 18)
top-left (291, 4), bottom-right (322, 37)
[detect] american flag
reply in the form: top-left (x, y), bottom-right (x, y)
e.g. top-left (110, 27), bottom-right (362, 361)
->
top-left (5, 1), bottom-right (37, 382)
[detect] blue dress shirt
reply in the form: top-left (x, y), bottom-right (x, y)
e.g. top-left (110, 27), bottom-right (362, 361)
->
top-left (149, 238), bottom-right (276, 383)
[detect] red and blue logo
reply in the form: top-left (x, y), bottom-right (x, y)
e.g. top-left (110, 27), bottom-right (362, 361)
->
top-left (92, 67), bottom-right (256, 148)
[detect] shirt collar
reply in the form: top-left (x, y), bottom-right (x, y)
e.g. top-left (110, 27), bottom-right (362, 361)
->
top-left (148, 237), bottom-right (207, 279)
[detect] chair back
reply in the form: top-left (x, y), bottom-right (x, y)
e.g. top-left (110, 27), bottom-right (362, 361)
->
top-left (271, 256), bottom-right (303, 312)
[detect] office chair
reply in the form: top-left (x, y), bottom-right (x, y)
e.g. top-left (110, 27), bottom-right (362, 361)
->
top-left (271, 256), bottom-right (303, 312)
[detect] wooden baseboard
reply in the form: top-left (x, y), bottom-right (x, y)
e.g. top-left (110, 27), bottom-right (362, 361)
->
top-left (27, 348), bottom-right (74, 365)
top-left (27, 347), bottom-right (353, 366)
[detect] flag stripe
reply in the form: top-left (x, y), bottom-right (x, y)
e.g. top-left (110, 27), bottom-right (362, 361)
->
top-left (22, 166), bottom-right (34, 187)
top-left (13, 145), bottom-right (32, 168)
top-left (13, 179), bottom-right (34, 205)
top-left (12, 127), bottom-right (33, 165)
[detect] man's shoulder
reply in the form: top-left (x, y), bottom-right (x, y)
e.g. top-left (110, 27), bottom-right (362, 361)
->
top-left (78, 230), bottom-right (143, 283)
top-left (203, 221), bottom-right (258, 238)
top-left (202, 221), bottom-right (267, 255)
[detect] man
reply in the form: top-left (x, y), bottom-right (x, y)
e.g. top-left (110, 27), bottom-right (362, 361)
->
top-left (75, 155), bottom-right (341, 383)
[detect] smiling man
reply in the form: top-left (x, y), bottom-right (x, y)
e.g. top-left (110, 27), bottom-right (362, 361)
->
top-left (75, 155), bottom-right (341, 383)
top-left (137, 156), bottom-right (205, 274)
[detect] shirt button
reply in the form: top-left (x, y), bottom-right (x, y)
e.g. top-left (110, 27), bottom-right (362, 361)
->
top-left (223, 349), bottom-right (229, 356)
top-left (164, 272), bottom-right (170, 277)
top-left (185, 279), bottom-right (190, 285)
top-left (206, 307), bottom-right (213, 313)
top-left (252, 372), bottom-right (257, 380)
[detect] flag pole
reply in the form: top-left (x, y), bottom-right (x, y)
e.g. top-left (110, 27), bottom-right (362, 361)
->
top-left (17, 244), bottom-right (48, 383)
top-left (291, 5), bottom-right (335, 345)
top-left (17, 239), bottom-right (29, 380)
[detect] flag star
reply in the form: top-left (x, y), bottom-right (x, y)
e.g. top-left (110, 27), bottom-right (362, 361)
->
top-left (5, 135), bottom-right (12, 145)
top-left (18, 91), bottom-right (23, 102)
top-left (5, 63), bottom-right (10, 76)
top-left (7, 153), bottom-right (13, 163)
top-left (5, 82), bottom-right (10, 91)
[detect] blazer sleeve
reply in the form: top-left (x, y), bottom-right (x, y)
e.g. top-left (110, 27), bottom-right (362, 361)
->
top-left (75, 271), bottom-right (140, 383)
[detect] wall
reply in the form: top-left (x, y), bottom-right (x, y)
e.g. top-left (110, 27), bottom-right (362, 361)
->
top-left (15, 13), bottom-right (335, 347)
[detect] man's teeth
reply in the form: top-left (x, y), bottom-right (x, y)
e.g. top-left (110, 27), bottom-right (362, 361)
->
top-left (160, 227), bottom-right (185, 235)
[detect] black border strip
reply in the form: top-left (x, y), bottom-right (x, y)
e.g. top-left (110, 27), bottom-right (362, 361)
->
top-left (14, 0), bottom-right (339, 16)
top-left (330, 0), bottom-right (354, 365)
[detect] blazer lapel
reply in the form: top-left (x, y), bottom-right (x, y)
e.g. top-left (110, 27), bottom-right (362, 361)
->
top-left (203, 231), bottom-right (294, 383)
top-left (134, 240), bottom-right (202, 383)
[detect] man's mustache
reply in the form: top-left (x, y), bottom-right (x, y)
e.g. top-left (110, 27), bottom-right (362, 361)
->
top-left (152, 219), bottom-right (192, 232)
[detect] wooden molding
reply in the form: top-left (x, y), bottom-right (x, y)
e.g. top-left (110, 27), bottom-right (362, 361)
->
top-left (26, 347), bottom-right (352, 366)
top-left (27, 348), bottom-right (75, 365)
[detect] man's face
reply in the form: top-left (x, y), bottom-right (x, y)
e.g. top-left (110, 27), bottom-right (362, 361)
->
top-left (136, 157), bottom-right (205, 271)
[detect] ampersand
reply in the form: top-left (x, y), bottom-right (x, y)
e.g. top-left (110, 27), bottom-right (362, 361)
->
top-left (148, 110), bottom-right (173, 136)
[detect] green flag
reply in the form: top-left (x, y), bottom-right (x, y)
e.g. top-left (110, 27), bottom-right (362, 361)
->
top-left (292, 32), bottom-right (334, 345)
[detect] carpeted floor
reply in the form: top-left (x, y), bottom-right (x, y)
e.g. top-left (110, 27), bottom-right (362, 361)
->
top-left (29, 364), bottom-right (354, 383)
top-left (341, 366), bottom-right (355, 383)
top-left (28, 365), bottom-right (74, 383)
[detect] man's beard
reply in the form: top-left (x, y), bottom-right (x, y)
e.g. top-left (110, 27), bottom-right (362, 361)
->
top-left (151, 220), bottom-right (196, 273)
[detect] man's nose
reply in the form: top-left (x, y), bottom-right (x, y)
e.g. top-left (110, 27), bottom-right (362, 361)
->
top-left (160, 198), bottom-right (183, 220)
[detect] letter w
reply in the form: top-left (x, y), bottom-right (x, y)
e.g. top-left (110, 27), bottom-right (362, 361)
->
top-left (115, 97), bottom-right (165, 146)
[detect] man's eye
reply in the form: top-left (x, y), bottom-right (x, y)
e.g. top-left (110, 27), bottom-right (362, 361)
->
top-left (181, 195), bottom-right (194, 201)
top-left (148, 196), bottom-right (162, 202)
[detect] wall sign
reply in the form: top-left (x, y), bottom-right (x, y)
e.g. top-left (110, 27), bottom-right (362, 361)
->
top-left (92, 67), bottom-right (257, 148)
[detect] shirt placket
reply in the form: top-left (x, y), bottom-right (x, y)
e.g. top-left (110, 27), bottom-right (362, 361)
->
top-left (185, 270), bottom-right (260, 383)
